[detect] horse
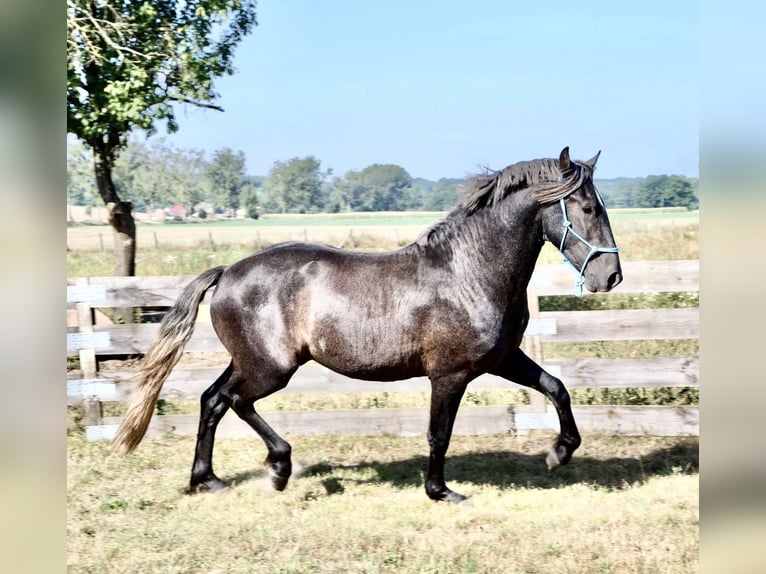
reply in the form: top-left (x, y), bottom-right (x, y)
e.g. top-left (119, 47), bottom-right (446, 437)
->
top-left (113, 146), bottom-right (622, 503)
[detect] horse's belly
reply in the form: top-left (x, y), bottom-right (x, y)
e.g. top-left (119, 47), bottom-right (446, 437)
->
top-left (307, 319), bottom-right (424, 381)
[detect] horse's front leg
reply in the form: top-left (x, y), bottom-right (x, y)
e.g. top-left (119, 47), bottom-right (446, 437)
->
top-left (425, 374), bottom-right (470, 503)
top-left (492, 348), bottom-right (581, 470)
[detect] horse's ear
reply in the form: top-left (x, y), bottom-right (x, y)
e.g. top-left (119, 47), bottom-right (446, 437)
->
top-left (559, 147), bottom-right (571, 172)
top-left (585, 150), bottom-right (601, 169)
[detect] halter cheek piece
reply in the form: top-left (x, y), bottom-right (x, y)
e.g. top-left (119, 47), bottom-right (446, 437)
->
top-left (557, 194), bottom-right (619, 297)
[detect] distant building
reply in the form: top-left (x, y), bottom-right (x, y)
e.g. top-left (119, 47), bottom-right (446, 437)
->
top-left (165, 204), bottom-right (187, 220)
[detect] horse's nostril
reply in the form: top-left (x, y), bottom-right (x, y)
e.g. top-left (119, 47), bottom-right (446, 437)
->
top-left (607, 271), bottom-right (622, 289)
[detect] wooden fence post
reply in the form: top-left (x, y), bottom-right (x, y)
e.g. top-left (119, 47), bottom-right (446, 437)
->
top-left (82, 396), bottom-right (103, 427)
top-left (75, 278), bottom-right (98, 379)
top-left (523, 289), bottom-right (547, 413)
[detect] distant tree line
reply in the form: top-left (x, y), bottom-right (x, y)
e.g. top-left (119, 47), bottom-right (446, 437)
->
top-left (595, 175), bottom-right (698, 209)
top-left (67, 139), bottom-right (698, 218)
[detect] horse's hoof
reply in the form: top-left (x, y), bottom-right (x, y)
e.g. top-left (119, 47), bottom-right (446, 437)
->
top-left (188, 477), bottom-right (228, 494)
top-left (270, 473), bottom-right (290, 492)
top-left (443, 490), bottom-right (468, 504)
top-left (427, 485), bottom-right (467, 504)
top-left (547, 442), bottom-right (575, 471)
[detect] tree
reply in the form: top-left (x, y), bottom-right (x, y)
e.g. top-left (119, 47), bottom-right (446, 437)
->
top-left (67, 0), bottom-right (257, 275)
top-left (112, 138), bottom-right (167, 213)
top-left (261, 156), bottom-right (326, 214)
top-left (206, 148), bottom-right (248, 214)
top-left (165, 146), bottom-right (208, 214)
top-left (635, 175), bottom-right (698, 209)
top-left (240, 185), bottom-right (260, 219)
top-left (663, 176), bottom-right (698, 209)
top-left (67, 141), bottom-right (99, 209)
top-left (594, 178), bottom-right (641, 208)
top-left (112, 138), bottom-right (208, 215)
top-left (335, 164), bottom-right (413, 212)
top-left (419, 178), bottom-right (464, 210)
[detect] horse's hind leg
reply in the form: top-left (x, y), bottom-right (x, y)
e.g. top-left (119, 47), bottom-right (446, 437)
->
top-left (222, 365), bottom-right (297, 491)
top-left (189, 363), bottom-right (234, 493)
top-left (492, 348), bottom-right (581, 471)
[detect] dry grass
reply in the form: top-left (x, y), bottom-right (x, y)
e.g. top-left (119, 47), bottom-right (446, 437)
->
top-left (67, 210), bottom-right (699, 572)
top-left (67, 433), bottom-right (698, 573)
top-left (66, 210), bottom-right (698, 277)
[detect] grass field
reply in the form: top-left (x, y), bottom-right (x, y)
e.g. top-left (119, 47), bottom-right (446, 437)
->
top-left (67, 432), bottom-right (698, 574)
top-left (66, 208), bottom-right (698, 277)
top-left (67, 208), bottom-right (699, 572)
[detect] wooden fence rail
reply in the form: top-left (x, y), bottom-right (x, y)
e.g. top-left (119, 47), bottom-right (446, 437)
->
top-left (67, 260), bottom-right (699, 440)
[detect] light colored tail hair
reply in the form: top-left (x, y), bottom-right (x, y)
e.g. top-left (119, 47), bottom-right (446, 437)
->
top-left (112, 266), bottom-right (226, 454)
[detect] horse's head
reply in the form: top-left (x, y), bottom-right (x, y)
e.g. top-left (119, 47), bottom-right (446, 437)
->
top-left (540, 147), bottom-right (622, 295)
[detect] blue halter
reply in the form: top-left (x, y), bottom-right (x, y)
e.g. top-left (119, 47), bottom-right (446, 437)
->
top-left (558, 196), bottom-right (619, 296)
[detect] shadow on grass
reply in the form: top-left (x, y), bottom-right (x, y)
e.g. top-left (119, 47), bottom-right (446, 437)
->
top-left (297, 441), bottom-right (698, 492)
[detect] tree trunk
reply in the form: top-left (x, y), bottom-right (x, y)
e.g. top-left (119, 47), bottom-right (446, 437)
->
top-left (107, 201), bottom-right (136, 276)
top-left (92, 143), bottom-right (136, 277)
top-left (92, 141), bottom-right (136, 324)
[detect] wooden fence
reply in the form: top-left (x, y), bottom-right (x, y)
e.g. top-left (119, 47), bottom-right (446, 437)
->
top-left (67, 260), bottom-right (699, 440)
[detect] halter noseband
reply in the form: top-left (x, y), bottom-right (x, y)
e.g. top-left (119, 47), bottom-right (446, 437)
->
top-left (557, 195), bottom-right (619, 297)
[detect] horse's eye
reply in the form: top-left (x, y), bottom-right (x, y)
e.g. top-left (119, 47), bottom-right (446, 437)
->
top-left (582, 206), bottom-right (593, 215)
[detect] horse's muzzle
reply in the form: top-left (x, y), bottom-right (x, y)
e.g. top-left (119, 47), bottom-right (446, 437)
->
top-left (587, 269), bottom-right (622, 293)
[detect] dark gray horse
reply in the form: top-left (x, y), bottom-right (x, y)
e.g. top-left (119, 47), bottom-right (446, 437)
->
top-left (114, 147), bottom-right (622, 503)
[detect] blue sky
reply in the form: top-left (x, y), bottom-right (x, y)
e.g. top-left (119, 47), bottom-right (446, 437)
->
top-left (164, 0), bottom-right (698, 180)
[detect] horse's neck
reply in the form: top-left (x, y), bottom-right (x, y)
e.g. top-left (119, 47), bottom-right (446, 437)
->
top-left (455, 200), bottom-right (543, 300)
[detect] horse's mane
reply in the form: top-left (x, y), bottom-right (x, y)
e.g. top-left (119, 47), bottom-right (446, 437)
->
top-left (415, 156), bottom-right (594, 248)
top-left (462, 157), bottom-right (593, 214)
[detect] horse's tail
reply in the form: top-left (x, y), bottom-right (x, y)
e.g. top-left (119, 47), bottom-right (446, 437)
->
top-left (112, 266), bottom-right (227, 455)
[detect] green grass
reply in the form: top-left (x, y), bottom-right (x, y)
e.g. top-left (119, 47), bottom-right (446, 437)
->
top-left (67, 433), bottom-right (698, 573)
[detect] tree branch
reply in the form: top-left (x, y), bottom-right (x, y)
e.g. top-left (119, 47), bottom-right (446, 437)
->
top-left (67, 0), bottom-right (163, 66)
top-left (167, 96), bottom-right (225, 112)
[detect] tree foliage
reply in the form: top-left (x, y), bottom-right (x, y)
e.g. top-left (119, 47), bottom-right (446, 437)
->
top-left (67, 141), bottom-right (99, 207)
top-left (67, 0), bottom-right (257, 274)
top-left (206, 148), bottom-right (248, 213)
top-left (67, 0), bottom-right (257, 148)
top-left (261, 156), bottom-right (327, 214)
top-left (332, 164), bottom-right (413, 212)
top-left (67, 135), bottom-right (700, 216)
top-left (634, 175), bottom-right (698, 209)
top-left (410, 177), bottom-right (464, 211)
top-left (113, 139), bottom-right (208, 212)
top-left (68, 139), bottom-right (250, 216)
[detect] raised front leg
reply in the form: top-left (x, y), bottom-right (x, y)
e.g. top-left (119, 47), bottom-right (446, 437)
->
top-left (492, 349), bottom-right (581, 470)
top-left (425, 374), bottom-right (470, 503)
